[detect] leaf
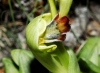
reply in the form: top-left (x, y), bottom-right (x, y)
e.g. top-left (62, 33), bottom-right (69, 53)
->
top-left (77, 37), bottom-right (100, 72)
top-left (79, 58), bottom-right (100, 73)
top-left (66, 48), bottom-right (80, 73)
top-left (11, 49), bottom-right (34, 73)
top-left (2, 58), bottom-right (19, 73)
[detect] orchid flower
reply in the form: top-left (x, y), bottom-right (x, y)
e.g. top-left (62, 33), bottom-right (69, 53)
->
top-left (26, 0), bottom-right (80, 73)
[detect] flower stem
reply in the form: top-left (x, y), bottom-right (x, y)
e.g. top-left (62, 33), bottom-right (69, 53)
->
top-left (48, 0), bottom-right (57, 18)
top-left (71, 29), bottom-right (81, 44)
top-left (8, 0), bottom-right (15, 28)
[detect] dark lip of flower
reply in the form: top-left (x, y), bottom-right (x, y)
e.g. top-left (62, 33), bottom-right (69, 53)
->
top-left (54, 14), bottom-right (71, 41)
top-left (54, 14), bottom-right (70, 33)
top-left (44, 14), bottom-right (71, 43)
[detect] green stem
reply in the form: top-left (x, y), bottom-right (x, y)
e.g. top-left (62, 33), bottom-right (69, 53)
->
top-left (55, 42), bottom-right (69, 70)
top-left (71, 29), bottom-right (81, 44)
top-left (8, 0), bottom-right (16, 28)
top-left (16, 0), bottom-right (31, 21)
top-left (48, 0), bottom-right (57, 18)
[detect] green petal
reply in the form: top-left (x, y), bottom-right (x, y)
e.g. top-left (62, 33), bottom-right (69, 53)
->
top-left (26, 15), bottom-right (43, 50)
top-left (39, 44), bottom-right (57, 52)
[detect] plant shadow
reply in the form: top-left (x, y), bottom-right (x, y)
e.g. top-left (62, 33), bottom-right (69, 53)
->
top-left (30, 58), bottom-right (49, 73)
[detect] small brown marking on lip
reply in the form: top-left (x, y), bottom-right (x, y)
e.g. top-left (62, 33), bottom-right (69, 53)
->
top-left (54, 14), bottom-right (70, 33)
top-left (58, 34), bottom-right (66, 41)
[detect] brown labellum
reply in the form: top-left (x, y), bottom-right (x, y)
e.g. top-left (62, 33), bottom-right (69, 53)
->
top-left (54, 14), bottom-right (71, 41)
top-left (54, 14), bottom-right (70, 33)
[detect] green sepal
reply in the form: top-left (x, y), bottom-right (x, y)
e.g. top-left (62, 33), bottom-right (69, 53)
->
top-left (26, 13), bottom-right (57, 52)
top-left (59, 0), bottom-right (73, 17)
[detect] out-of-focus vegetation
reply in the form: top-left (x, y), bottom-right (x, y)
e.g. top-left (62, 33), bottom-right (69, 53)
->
top-left (1, 0), bottom-right (100, 73)
top-left (0, 0), bottom-right (45, 67)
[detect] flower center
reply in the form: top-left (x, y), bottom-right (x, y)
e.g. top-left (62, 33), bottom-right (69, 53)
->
top-left (40, 14), bottom-right (71, 44)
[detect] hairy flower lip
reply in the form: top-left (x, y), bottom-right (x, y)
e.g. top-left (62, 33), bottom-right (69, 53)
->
top-left (54, 14), bottom-right (71, 41)
top-left (54, 14), bottom-right (70, 33)
top-left (42, 14), bottom-right (71, 43)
